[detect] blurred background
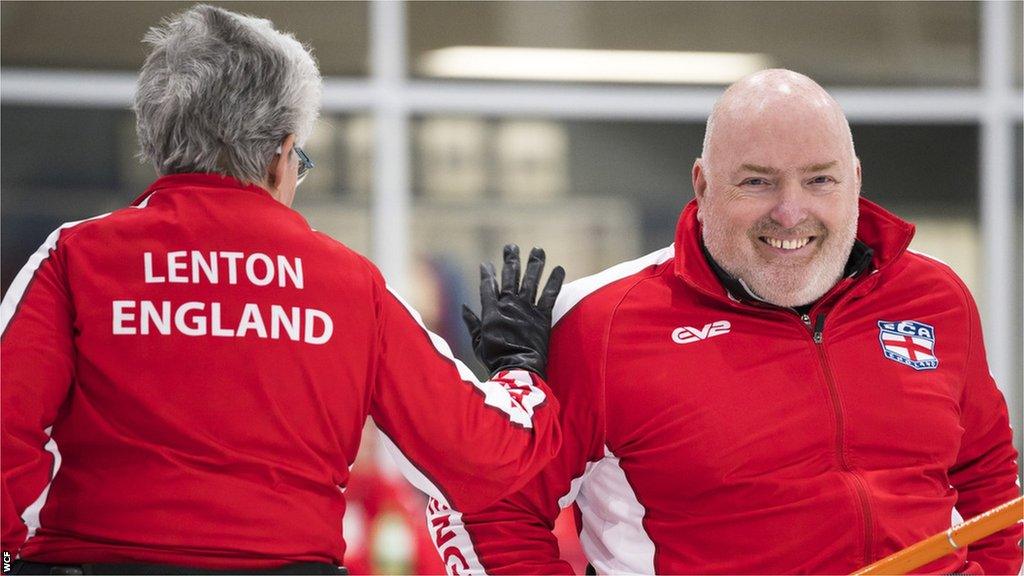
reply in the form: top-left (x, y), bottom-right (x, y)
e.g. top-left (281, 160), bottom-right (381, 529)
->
top-left (1, 1), bottom-right (1021, 573)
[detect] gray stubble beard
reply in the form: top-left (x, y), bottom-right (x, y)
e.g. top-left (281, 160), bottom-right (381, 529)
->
top-left (702, 204), bottom-right (859, 308)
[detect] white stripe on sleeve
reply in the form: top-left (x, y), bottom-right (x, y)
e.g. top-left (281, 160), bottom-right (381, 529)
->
top-left (576, 446), bottom-right (656, 574)
top-left (21, 427), bottom-right (61, 540)
top-left (552, 245), bottom-right (675, 325)
top-left (557, 459), bottom-right (599, 509)
top-left (2, 199), bottom-right (154, 542)
top-left (0, 196), bottom-right (153, 335)
top-left (378, 429), bottom-right (449, 506)
top-left (426, 497), bottom-right (488, 576)
top-left (0, 213), bottom-right (110, 334)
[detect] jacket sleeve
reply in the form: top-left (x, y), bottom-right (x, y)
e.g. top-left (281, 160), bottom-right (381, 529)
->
top-left (425, 300), bottom-right (606, 575)
top-left (1, 231), bottom-right (76, 554)
top-left (367, 267), bottom-right (561, 515)
top-left (948, 291), bottom-right (1022, 575)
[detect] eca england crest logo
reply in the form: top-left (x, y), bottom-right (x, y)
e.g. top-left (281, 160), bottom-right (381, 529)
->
top-left (877, 320), bottom-right (938, 371)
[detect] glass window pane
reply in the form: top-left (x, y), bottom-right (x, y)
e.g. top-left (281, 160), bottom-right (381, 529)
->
top-left (410, 116), bottom-right (697, 284)
top-left (293, 116), bottom-right (373, 255)
top-left (409, 1), bottom-right (979, 86)
top-left (2, 106), bottom-right (136, 295)
top-left (0, 106), bottom-right (370, 295)
top-left (852, 124), bottom-right (982, 296)
top-left (0, 1), bottom-right (368, 76)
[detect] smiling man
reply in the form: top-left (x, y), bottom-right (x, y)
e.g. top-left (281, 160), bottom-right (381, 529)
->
top-left (696, 73), bottom-right (861, 310)
top-left (429, 69), bottom-right (1022, 574)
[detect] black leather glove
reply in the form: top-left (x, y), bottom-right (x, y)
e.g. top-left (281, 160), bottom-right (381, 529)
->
top-left (462, 244), bottom-right (565, 379)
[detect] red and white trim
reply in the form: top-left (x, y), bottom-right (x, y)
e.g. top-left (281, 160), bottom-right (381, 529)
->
top-left (2, 200), bottom-right (154, 546)
top-left (547, 249), bottom-right (673, 571)
top-left (1, 215), bottom-right (106, 544)
top-left (426, 497), bottom-right (488, 576)
top-left (1, 196), bottom-right (154, 335)
top-left (552, 245), bottom-right (675, 325)
top-left (427, 248), bottom-right (675, 573)
top-left (385, 285), bottom-right (547, 429)
top-left (377, 429), bottom-right (449, 506)
top-left (21, 428), bottom-right (61, 540)
top-left (0, 213), bottom-right (109, 335)
top-left (557, 460), bottom-right (599, 509)
top-left (576, 446), bottom-right (656, 574)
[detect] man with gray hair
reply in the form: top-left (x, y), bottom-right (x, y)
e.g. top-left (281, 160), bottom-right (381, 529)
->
top-left (1, 5), bottom-right (565, 574)
top-left (433, 69), bottom-right (1021, 574)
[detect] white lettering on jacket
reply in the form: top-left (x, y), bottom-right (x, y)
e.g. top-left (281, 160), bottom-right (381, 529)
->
top-left (112, 301), bottom-right (333, 345)
top-left (672, 320), bottom-right (731, 344)
top-left (304, 309), bottom-right (333, 345)
top-left (128, 251), bottom-right (325, 343)
top-left (112, 300), bottom-right (136, 335)
top-left (143, 251), bottom-right (304, 289)
top-left (167, 251), bottom-right (189, 283)
top-left (143, 252), bottom-right (164, 283)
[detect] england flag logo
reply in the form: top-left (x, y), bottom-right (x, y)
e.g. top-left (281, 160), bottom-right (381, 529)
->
top-left (877, 320), bottom-right (938, 371)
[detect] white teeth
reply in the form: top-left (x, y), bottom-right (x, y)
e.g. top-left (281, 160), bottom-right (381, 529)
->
top-left (764, 237), bottom-right (811, 250)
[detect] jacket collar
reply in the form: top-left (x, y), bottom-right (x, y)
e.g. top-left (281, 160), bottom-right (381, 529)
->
top-left (673, 197), bottom-right (916, 303)
top-left (702, 240), bottom-right (874, 306)
top-left (131, 173), bottom-right (273, 206)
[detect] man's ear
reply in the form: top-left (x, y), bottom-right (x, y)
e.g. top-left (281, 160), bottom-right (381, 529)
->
top-left (267, 134), bottom-right (297, 190)
top-left (854, 157), bottom-right (862, 196)
top-left (692, 158), bottom-right (708, 222)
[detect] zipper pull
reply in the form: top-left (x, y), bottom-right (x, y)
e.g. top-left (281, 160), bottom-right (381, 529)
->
top-left (800, 314), bottom-right (812, 328)
top-left (813, 314), bottom-right (825, 344)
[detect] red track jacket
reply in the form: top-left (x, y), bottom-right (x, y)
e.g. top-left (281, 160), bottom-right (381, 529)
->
top-left (428, 198), bottom-right (1021, 575)
top-left (0, 173), bottom-right (560, 569)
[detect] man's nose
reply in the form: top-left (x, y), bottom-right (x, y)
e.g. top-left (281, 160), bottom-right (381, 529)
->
top-left (769, 181), bottom-right (809, 229)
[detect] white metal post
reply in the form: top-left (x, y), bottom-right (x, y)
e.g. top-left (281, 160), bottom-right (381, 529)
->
top-left (979, 0), bottom-right (1018, 434)
top-left (371, 0), bottom-right (411, 294)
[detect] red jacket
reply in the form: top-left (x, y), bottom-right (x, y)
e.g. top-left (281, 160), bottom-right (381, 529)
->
top-left (428, 198), bottom-right (1021, 574)
top-left (0, 173), bottom-right (560, 569)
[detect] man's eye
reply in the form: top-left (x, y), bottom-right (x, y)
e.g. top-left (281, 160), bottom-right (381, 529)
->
top-left (741, 178), bottom-right (770, 186)
top-left (809, 175), bottom-right (835, 185)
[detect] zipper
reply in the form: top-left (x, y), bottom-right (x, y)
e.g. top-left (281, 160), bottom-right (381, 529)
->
top-left (812, 314), bottom-right (824, 344)
top-left (800, 311), bottom-right (875, 566)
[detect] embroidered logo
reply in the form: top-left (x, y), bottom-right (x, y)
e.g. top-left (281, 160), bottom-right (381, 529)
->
top-left (493, 370), bottom-right (538, 414)
top-left (672, 320), bottom-right (731, 344)
top-left (877, 320), bottom-right (938, 371)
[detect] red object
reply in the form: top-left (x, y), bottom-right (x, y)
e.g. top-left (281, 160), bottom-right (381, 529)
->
top-left (1, 173), bottom-right (560, 569)
top-left (427, 198), bottom-right (1021, 575)
top-left (891, 335), bottom-right (932, 361)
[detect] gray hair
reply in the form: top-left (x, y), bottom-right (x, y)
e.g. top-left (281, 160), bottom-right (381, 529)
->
top-left (134, 4), bottom-right (322, 184)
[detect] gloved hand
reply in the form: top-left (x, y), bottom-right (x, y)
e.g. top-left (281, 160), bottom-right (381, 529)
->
top-left (462, 244), bottom-right (565, 378)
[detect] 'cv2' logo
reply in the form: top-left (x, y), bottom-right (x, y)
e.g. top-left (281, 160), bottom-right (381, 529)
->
top-left (672, 320), bottom-right (731, 344)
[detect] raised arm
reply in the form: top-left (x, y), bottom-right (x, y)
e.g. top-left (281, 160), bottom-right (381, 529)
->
top-left (369, 246), bottom-right (566, 514)
top-left (427, 277), bottom-right (608, 574)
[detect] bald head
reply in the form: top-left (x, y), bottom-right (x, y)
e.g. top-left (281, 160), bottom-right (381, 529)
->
top-left (702, 69), bottom-right (855, 173)
top-left (692, 69), bottom-right (862, 308)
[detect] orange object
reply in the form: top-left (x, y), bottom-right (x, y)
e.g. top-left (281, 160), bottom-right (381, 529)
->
top-left (852, 495), bottom-right (1024, 575)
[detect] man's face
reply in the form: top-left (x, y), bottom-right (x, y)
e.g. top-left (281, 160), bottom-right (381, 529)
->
top-left (694, 102), bottom-right (861, 308)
